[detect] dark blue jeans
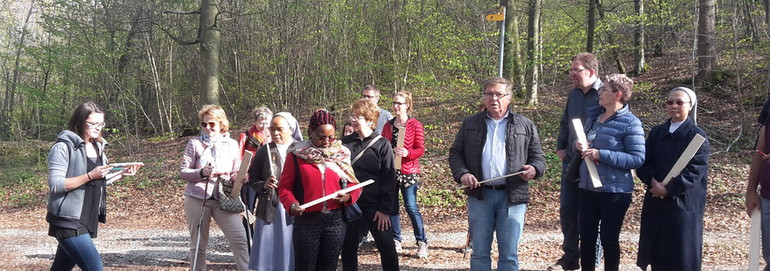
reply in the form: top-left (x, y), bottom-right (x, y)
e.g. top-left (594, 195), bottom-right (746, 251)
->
top-left (578, 189), bottom-right (632, 271)
top-left (390, 183), bottom-right (427, 243)
top-left (51, 233), bottom-right (103, 271)
top-left (560, 159), bottom-right (602, 265)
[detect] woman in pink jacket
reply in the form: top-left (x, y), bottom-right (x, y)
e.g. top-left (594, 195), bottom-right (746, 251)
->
top-left (382, 91), bottom-right (428, 258)
top-left (180, 104), bottom-right (249, 271)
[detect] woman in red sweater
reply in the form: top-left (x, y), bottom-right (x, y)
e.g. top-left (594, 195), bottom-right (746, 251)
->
top-left (278, 109), bottom-right (361, 271)
top-left (382, 91), bottom-right (428, 258)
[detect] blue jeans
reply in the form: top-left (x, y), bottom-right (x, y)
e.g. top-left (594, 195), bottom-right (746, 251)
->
top-left (578, 190), bottom-right (631, 271)
top-left (760, 197), bottom-right (770, 271)
top-left (51, 233), bottom-right (103, 271)
top-left (560, 159), bottom-right (602, 265)
top-left (390, 183), bottom-right (427, 243)
top-left (468, 189), bottom-right (527, 271)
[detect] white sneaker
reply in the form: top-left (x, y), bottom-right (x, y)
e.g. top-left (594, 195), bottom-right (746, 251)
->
top-left (394, 240), bottom-right (402, 253)
top-left (417, 241), bottom-right (428, 258)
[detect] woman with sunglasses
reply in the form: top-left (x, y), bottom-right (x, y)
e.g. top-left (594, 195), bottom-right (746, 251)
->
top-left (46, 102), bottom-right (141, 271)
top-left (575, 74), bottom-right (645, 271)
top-left (381, 91), bottom-right (429, 258)
top-left (341, 99), bottom-right (399, 271)
top-left (636, 87), bottom-right (709, 271)
top-left (278, 109), bottom-right (361, 271)
top-left (180, 104), bottom-right (249, 271)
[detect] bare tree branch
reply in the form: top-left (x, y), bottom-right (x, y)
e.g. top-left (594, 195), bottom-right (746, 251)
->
top-left (163, 10), bottom-right (200, 15)
top-left (151, 21), bottom-right (199, 45)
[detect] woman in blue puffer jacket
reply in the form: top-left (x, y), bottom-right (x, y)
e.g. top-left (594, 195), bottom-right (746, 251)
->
top-left (575, 74), bottom-right (645, 271)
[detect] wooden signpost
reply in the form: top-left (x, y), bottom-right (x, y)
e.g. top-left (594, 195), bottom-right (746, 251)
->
top-left (231, 151), bottom-right (253, 198)
top-left (456, 171), bottom-right (525, 189)
top-left (750, 207), bottom-right (761, 271)
top-left (571, 119), bottom-right (602, 188)
top-left (394, 126), bottom-right (406, 170)
top-left (299, 180), bottom-right (375, 210)
top-left (660, 134), bottom-right (705, 185)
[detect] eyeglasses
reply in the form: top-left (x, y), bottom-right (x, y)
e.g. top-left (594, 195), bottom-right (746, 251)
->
top-left (200, 121), bottom-right (218, 128)
top-left (362, 94), bottom-right (378, 100)
top-left (569, 68), bottom-right (587, 74)
top-left (85, 121), bottom-right (105, 129)
top-left (665, 100), bottom-right (690, 106)
top-left (482, 92), bottom-right (509, 99)
top-left (598, 86), bottom-right (616, 93)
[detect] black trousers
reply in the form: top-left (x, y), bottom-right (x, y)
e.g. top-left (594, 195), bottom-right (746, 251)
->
top-left (293, 210), bottom-right (347, 271)
top-left (341, 207), bottom-right (399, 271)
top-left (579, 190), bottom-right (631, 271)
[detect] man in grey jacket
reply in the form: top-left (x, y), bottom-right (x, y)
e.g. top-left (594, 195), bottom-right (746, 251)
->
top-left (449, 76), bottom-right (546, 271)
top-left (361, 85), bottom-right (393, 134)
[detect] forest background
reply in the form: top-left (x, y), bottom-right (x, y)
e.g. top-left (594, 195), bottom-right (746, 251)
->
top-left (0, 0), bottom-right (768, 269)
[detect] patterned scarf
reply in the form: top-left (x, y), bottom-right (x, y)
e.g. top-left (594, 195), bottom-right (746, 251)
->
top-left (199, 132), bottom-right (230, 167)
top-left (292, 140), bottom-right (359, 184)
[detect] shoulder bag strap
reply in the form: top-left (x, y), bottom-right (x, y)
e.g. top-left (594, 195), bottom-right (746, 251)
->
top-left (351, 135), bottom-right (382, 165)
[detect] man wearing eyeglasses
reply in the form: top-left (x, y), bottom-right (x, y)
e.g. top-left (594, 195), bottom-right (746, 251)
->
top-left (361, 85), bottom-right (393, 135)
top-left (449, 76), bottom-right (545, 271)
top-left (550, 52), bottom-right (603, 271)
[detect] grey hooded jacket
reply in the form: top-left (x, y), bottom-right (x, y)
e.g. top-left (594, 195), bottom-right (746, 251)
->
top-left (46, 130), bottom-right (108, 226)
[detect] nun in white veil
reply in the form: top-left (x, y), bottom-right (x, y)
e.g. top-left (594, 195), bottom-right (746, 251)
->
top-left (636, 87), bottom-right (710, 271)
top-left (247, 112), bottom-right (301, 270)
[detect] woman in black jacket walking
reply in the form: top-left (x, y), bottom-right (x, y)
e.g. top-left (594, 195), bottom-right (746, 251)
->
top-left (341, 99), bottom-right (399, 271)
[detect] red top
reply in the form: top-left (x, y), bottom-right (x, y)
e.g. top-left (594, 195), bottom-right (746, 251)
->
top-left (238, 126), bottom-right (268, 156)
top-left (278, 152), bottom-right (361, 213)
top-left (382, 117), bottom-right (425, 174)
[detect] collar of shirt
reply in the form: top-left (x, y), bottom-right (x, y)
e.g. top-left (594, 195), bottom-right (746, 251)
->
top-left (481, 115), bottom-right (510, 186)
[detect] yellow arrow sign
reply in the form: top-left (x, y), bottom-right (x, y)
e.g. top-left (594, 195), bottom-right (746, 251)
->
top-left (486, 13), bottom-right (504, 21)
top-left (486, 6), bottom-right (505, 21)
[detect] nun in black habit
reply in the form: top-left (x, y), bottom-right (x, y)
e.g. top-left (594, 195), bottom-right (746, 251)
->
top-left (636, 87), bottom-right (710, 271)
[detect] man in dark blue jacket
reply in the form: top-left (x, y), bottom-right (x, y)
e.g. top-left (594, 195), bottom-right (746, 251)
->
top-left (449, 76), bottom-right (545, 271)
top-left (550, 53), bottom-right (603, 271)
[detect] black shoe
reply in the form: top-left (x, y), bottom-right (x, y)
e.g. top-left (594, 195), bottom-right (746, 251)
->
top-left (547, 258), bottom-right (580, 271)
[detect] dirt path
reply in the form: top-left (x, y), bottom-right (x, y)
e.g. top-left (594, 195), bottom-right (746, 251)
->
top-left (0, 207), bottom-right (756, 271)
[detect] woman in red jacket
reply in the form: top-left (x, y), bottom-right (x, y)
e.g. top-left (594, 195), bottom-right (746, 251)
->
top-left (238, 106), bottom-right (272, 156)
top-left (382, 91), bottom-right (429, 258)
top-left (278, 109), bottom-right (361, 271)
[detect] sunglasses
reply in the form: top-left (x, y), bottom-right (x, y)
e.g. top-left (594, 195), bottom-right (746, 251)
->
top-left (314, 135), bottom-right (336, 142)
top-left (665, 100), bottom-right (689, 106)
top-left (200, 121), bottom-right (218, 128)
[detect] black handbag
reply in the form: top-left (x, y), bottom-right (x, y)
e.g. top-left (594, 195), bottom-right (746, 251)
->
top-left (340, 179), bottom-right (362, 222)
top-left (564, 151), bottom-right (582, 182)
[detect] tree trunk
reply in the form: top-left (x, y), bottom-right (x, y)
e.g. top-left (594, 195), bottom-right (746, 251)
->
top-left (696, 0), bottom-right (715, 83)
top-left (2, 4), bottom-right (34, 139)
top-left (525, 0), bottom-right (541, 105)
top-left (765, 0), bottom-right (770, 26)
top-left (199, 0), bottom-right (221, 105)
top-left (587, 0), bottom-right (597, 53)
top-left (634, 0), bottom-right (646, 74)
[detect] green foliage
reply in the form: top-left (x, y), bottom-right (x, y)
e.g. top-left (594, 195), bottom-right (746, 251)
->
top-left (0, 141), bottom-right (49, 208)
top-left (420, 187), bottom-right (466, 207)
